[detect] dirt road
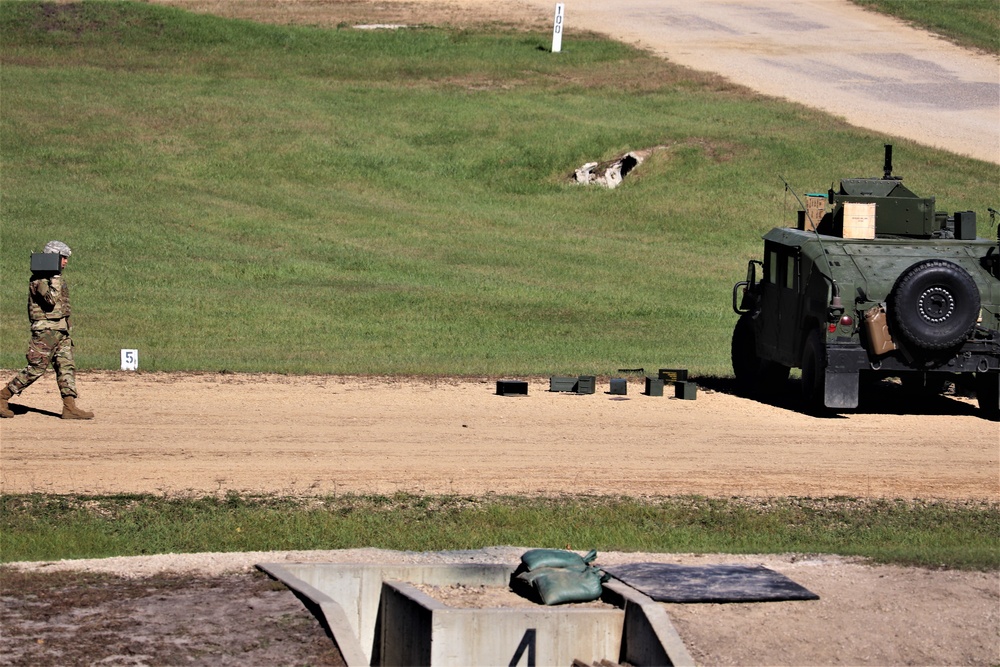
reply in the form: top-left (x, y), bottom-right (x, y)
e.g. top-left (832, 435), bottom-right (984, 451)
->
top-left (1, 372), bottom-right (996, 499)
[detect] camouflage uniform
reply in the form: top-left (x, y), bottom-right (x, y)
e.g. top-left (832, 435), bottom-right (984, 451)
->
top-left (6, 271), bottom-right (79, 398)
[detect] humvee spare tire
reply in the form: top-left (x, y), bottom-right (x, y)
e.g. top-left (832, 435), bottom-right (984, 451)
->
top-left (888, 260), bottom-right (980, 351)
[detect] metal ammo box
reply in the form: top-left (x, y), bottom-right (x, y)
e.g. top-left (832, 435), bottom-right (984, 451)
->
top-left (549, 376), bottom-right (579, 392)
top-left (576, 375), bottom-right (596, 394)
top-left (30, 253), bottom-right (61, 273)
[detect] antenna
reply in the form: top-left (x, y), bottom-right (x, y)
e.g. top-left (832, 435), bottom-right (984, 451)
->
top-left (781, 175), bottom-right (821, 233)
top-left (780, 175), bottom-right (842, 306)
top-left (883, 144), bottom-right (893, 179)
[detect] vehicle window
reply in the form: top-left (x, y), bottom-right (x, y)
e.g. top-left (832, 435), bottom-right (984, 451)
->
top-left (768, 250), bottom-right (778, 284)
top-left (785, 255), bottom-right (796, 290)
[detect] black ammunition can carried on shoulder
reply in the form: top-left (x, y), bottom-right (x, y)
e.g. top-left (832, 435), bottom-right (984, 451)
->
top-left (30, 253), bottom-right (61, 274)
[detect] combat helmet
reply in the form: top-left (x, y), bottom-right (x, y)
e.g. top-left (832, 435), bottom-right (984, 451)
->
top-left (43, 240), bottom-right (72, 257)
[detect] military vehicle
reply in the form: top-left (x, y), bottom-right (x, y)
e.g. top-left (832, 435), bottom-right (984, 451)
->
top-left (731, 145), bottom-right (1000, 418)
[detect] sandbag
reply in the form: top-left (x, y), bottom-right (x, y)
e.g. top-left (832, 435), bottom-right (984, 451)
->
top-left (519, 548), bottom-right (597, 572)
top-left (515, 565), bottom-right (608, 605)
top-left (512, 549), bottom-right (606, 605)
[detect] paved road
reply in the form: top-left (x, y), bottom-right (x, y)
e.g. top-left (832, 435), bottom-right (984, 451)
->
top-left (519, 0), bottom-right (999, 164)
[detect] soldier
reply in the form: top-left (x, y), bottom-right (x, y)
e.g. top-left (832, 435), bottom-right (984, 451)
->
top-left (0, 241), bottom-right (94, 419)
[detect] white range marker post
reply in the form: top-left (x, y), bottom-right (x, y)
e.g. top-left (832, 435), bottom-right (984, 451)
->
top-left (120, 349), bottom-right (139, 371)
top-left (551, 3), bottom-right (564, 53)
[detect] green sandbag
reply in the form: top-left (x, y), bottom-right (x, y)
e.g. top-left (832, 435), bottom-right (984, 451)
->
top-left (519, 548), bottom-right (597, 572)
top-left (515, 565), bottom-right (608, 605)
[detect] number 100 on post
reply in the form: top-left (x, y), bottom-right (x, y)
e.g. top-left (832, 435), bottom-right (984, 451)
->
top-left (552, 3), bottom-right (564, 53)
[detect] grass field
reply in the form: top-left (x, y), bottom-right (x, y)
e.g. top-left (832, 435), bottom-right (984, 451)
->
top-left (3, 493), bottom-right (997, 570)
top-left (2, 1), bottom-right (997, 377)
top-left (1, 2), bottom-right (997, 569)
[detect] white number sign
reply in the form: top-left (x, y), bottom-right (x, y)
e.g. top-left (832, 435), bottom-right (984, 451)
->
top-left (121, 349), bottom-right (139, 371)
top-left (552, 3), bottom-right (564, 53)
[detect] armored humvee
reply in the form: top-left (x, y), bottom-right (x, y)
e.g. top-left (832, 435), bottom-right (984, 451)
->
top-left (732, 145), bottom-right (1000, 418)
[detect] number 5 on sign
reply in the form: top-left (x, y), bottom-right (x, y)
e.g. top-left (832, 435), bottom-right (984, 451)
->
top-left (121, 349), bottom-right (139, 371)
top-left (551, 3), bottom-right (564, 53)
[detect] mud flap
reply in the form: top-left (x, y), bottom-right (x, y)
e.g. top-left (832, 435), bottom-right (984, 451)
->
top-left (975, 371), bottom-right (1000, 420)
top-left (824, 371), bottom-right (859, 409)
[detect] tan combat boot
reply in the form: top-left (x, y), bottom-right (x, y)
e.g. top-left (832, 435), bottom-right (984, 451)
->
top-left (62, 396), bottom-right (94, 420)
top-left (0, 386), bottom-right (13, 418)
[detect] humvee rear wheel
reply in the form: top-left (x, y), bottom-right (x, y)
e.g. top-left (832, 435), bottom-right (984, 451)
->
top-left (975, 371), bottom-right (1000, 421)
top-left (889, 260), bottom-right (980, 351)
top-left (801, 329), bottom-right (827, 413)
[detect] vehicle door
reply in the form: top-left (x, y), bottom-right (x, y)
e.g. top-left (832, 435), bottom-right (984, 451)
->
top-left (758, 242), bottom-right (801, 366)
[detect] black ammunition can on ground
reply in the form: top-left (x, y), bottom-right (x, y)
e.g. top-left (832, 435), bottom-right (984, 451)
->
top-left (549, 376), bottom-right (578, 392)
top-left (30, 253), bottom-right (61, 274)
top-left (658, 368), bottom-right (689, 384)
top-left (496, 380), bottom-right (528, 396)
top-left (674, 381), bottom-right (697, 400)
top-left (644, 376), bottom-right (664, 396)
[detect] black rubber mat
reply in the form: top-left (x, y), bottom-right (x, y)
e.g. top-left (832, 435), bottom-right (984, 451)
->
top-left (604, 563), bottom-right (819, 603)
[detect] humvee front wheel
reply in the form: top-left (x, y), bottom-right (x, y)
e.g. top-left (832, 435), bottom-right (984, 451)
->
top-left (731, 313), bottom-right (789, 397)
top-left (800, 329), bottom-right (827, 413)
top-left (731, 313), bottom-right (759, 394)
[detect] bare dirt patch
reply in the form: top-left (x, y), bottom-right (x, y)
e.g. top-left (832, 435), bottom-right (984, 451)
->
top-left (0, 568), bottom-right (344, 667)
top-left (144, 0), bottom-right (550, 31)
top-left (3, 549), bottom-right (998, 666)
top-left (1, 372), bottom-right (996, 499)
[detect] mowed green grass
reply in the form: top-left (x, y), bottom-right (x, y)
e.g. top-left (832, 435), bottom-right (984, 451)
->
top-left (2, 1), bottom-right (997, 377)
top-left (1, 3), bottom-right (998, 570)
top-left (3, 494), bottom-right (997, 570)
